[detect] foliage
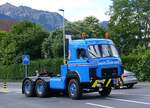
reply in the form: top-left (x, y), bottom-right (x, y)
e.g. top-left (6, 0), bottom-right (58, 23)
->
top-left (0, 32), bottom-right (17, 64)
top-left (0, 31), bottom-right (8, 40)
top-left (42, 29), bottom-right (63, 58)
top-left (108, 0), bottom-right (150, 54)
top-left (122, 46), bottom-right (150, 81)
top-left (0, 31), bottom-right (9, 63)
top-left (0, 21), bottom-right (49, 64)
top-left (65, 16), bottom-right (105, 39)
top-left (0, 58), bottom-right (63, 81)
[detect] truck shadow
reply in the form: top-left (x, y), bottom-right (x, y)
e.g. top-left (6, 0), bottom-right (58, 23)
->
top-left (82, 95), bottom-right (106, 100)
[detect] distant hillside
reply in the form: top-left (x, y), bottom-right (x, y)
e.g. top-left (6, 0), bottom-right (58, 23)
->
top-left (0, 13), bottom-right (15, 20)
top-left (100, 21), bottom-right (109, 29)
top-left (0, 3), bottom-right (64, 31)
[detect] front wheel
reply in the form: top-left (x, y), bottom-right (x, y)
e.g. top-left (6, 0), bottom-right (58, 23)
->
top-left (99, 87), bottom-right (112, 97)
top-left (68, 79), bottom-right (82, 100)
top-left (35, 79), bottom-right (49, 97)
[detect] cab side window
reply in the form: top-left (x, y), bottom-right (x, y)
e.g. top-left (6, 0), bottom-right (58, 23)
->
top-left (77, 48), bottom-right (87, 59)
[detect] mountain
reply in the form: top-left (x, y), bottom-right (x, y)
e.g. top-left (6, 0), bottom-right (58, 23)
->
top-left (0, 3), bottom-right (64, 31)
top-left (100, 21), bottom-right (109, 29)
top-left (0, 13), bottom-right (15, 20)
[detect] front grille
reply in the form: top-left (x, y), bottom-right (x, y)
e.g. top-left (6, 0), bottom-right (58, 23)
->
top-left (102, 68), bottom-right (118, 78)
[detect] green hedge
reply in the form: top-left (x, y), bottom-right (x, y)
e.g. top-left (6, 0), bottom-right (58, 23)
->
top-left (122, 53), bottom-right (150, 81)
top-left (0, 58), bottom-right (63, 81)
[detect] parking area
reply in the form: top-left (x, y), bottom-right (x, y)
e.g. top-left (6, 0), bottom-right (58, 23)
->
top-left (0, 82), bottom-right (150, 108)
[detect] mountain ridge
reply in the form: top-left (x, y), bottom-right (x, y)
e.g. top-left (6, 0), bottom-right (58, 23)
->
top-left (0, 3), bottom-right (63, 31)
top-left (0, 3), bottom-right (108, 31)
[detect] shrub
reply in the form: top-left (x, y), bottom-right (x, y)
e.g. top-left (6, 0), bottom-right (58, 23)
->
top-left (0, 58), bottom-right (63, 81)
top-left (122, 46), bottom-right (150, 81)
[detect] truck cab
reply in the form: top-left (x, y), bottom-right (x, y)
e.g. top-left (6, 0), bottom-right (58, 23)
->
top-left (22, 38), bottom-right (123, 99)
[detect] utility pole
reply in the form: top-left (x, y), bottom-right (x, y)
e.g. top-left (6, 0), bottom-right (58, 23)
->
top-left (59, 9), bottom-right (66, 64)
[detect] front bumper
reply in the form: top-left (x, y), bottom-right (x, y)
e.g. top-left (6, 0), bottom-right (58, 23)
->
top-left (90, 79), bottom-right (112, 88)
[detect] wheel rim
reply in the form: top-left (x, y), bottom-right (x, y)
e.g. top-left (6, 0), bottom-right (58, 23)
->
top-left (37, 82), bottom-right (44, 95)
top-left (24, 81), bottom-right (32, 94)
top-left (70, 83), bottom-right (77, 96)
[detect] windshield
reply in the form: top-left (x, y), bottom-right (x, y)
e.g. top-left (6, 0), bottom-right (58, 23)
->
top-left (88, 44), bottom-right (119, 58)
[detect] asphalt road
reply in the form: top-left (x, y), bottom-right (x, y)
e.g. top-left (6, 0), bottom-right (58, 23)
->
top-left (0, 82), bottom-right (150, 108)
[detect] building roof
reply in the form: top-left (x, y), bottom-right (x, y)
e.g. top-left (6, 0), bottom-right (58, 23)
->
top-left (0, 20), bottom-right (16, 31)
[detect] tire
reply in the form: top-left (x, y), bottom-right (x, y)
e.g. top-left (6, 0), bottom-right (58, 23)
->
top-left (68, 79), bottom-right (82, 100)
top-left (23, 79), bottom-right (35, 97)
top-left (127, 84), bottom-right (134, 88)
top-left (99, 87), bottom-right (112, 97)
top-left (35, 79), bottom-right (49, 97)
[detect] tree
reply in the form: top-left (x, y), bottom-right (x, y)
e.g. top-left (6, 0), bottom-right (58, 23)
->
top-left (0, 31), bottom-right (15, 64)
top-left (65, 16), bottom-right (105, 39)
top-left (0, 31), bottom-right (8, 41)
top-left (11, 21), bottom-right (49, 61)
top-left (108, 0), bottom-right (150, 54)
top-left (42, 29), bottom-right (63, 58)
top-left (0, 21), bottom-right (49, 64)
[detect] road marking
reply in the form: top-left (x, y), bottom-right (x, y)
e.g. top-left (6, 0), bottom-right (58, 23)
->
top-left (108, 98), bottom-right (150, 105)
top-left (127, 94), bottom-right (150, 97)
top-left (111, 93), bottom-right (150, 97)
top-left (86, 102), bottom-right (114, 108)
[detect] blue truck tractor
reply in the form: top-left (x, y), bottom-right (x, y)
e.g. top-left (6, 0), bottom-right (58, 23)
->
top-left (22, 38), bottom-right (123, 99)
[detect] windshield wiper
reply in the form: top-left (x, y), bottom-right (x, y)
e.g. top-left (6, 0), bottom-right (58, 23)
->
top-left (88, 51), bottom-right (97, 58)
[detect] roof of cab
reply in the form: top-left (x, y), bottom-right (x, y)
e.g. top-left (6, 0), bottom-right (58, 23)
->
top-left (69, 38), bottom-right (114, 48)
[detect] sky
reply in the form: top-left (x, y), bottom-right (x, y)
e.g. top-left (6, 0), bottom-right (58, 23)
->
top-left (0, 0), bottom-right (112, 22)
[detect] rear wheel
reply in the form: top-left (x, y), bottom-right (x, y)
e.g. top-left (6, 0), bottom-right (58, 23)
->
top-left (23, 79), bottom-right (35, 97)
top-left (99, 87), bottom-right (112, 97)
top-left (35, 79), bottom-right (49, 97)
top-left (68, 79), bottom-right (82, 100)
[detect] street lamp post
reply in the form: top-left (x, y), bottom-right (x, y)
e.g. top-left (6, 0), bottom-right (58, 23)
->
top-left (59, 9), bottom-right (66, 64)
